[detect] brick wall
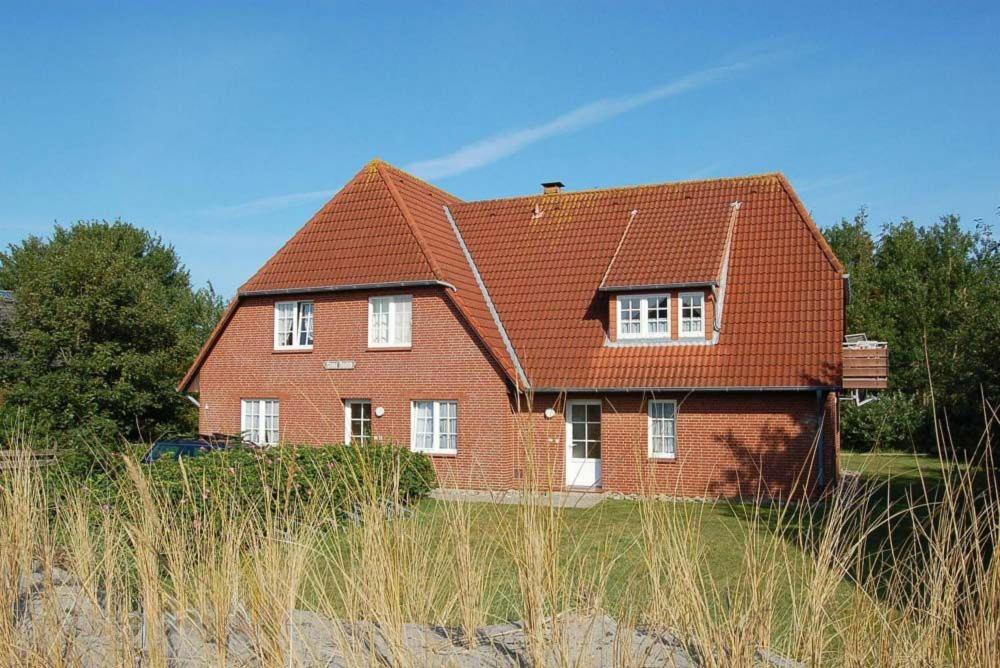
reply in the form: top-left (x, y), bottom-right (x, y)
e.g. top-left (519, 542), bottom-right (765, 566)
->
top-left (511, 390), bottom-right (839, 499)
top-left (195, 287), bottom-right (516, 490)
top-left (195, 286), bottom-right (838, 499)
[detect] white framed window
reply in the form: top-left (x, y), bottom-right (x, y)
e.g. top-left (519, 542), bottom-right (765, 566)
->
top-left (241, 399), bottom-right (280, 446)
top-left (344, 400), bottom-right (372, 444)
top-left (679, 292), bottom-right (705, 338)
top-left (616, 294), bottom-right (671, 339)
top-left (568, 401), bottom-right (602, 460)
top-left (274, 301), bottom-right (314, 349)
top-left (368, 295), bottom-right (412, 347)
top-left (648, 400), bottom-right (677, 459)
top-left (410, 400), bottom-right (457, 453)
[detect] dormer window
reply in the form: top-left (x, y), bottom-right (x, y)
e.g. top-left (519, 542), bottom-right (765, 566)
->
top-left (369, 295), bottom-right (412, 347)
top-left (679, 292), bottom-right (705, 337)
top-left (616, 294), bottom-right (670, 340)
top-left (274, 301), bottom-right (314, 349)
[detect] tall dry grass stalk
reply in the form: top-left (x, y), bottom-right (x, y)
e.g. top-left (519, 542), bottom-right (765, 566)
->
top-left (0, 395), bottom-right (998, 666)
top-left (505, 393), bottom-right (575, 666)
top-left (0, 448), bottom-right (52, 665)
top-left (439, 498), bottom-right (494, 646)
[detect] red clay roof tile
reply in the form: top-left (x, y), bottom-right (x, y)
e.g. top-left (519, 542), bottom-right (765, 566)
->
top-left (181, 162), bottom-right (845, 392)
top-left (450, 173), bottom-right (843, 390)
top-left (240, 162), bottom-right (437, 292)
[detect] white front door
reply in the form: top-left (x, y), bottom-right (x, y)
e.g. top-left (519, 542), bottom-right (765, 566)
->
top-left (566, 400), bottom-right (602, 488)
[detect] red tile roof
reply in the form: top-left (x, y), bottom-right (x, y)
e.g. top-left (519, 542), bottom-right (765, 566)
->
top-left (452, 174), bottom-right (843, 389)
top-left (240, 163), bottom-right (438, 292)
top-left (180, 163), bottom-right (845, 392)
top-left (599, 182), bottom-right (736, 289)
top-left (181, 161), bottom-right (522, 391)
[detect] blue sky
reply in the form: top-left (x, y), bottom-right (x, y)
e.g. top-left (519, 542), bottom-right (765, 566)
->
top-left (1, 2), bottom-right (997, 296)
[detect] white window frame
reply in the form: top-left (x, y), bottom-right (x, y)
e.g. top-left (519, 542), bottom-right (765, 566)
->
top-left (273, 300), bottom-right (314, 350)
top-left (678, 292), bottom-right (705, 338)
top-left (410, 400), bottom-right (458, 454)
top-left (368, 295), bottom-right (413, 348)
top-left (241, 399), bottom-right (280, 446)
top-left (344, 400), bottom-right (372, 444)
top-left (616, 293), bottom-right (671, 340)
top-left (567, 399), bottom-right (602, 461)
top-left (647, 399), bottom-right (678, 459)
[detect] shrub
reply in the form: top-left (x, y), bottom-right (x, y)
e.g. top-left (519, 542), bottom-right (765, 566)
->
top-left (82, 441), bottom-right (436, 521)
top-left (840, 391), bottom-right (925, 452)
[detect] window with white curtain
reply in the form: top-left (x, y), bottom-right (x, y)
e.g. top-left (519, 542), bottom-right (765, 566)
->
top-left (616, 294), bottom-right (670, 339)
top-left (241, 399), bottom-right (280, 445)
top-left (679, 292), bottom-right (705, 337)
top-left (410, 400), bottom-right (457, 453)
top-left (648, 400), bottom-right (677, 458)
top-left (274, 301), bottom-right (314, 349)
top-left (368, 295), bottom-right (412, 347)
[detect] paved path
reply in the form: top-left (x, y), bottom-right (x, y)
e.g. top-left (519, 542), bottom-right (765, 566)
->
top-left (430, 488), bottom-right (605, 509)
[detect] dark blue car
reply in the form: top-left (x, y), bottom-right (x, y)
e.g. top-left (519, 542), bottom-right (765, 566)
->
top-left (142, 433), bottom-right (245, 463)
top-left (142, 438), bottom-right (216, 463)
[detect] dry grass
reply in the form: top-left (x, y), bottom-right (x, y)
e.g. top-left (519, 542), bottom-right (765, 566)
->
top-left (1, 410), bottom-right (998, 666)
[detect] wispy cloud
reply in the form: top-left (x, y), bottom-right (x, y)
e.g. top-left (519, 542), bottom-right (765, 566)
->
top-left (199, 188), bottom-right (336, 219)
top-left (199, 60), bottom-right (757, 219)
top-left (405, 62), bottom-right (753, 180)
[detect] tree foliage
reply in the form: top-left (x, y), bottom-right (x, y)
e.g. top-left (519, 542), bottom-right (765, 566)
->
top-left (826, 211), bottom-right (1000, 453)
top-left (0, 221), bottom-right (224, 441)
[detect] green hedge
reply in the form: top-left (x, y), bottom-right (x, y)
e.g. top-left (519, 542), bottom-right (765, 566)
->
top-left (840, 391), bottom-right (925, 452)
top-left (78, 441), bottom-right (436, 521)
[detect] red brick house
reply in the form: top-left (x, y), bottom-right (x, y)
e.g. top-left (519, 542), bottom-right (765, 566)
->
top-left (180, 160), bottom-right (886, 498)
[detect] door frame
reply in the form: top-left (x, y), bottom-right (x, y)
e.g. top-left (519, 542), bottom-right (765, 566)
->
top-left (565, 399), bottom-right (603, 488)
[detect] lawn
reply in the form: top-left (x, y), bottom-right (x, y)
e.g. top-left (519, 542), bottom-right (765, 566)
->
top-left (306, 494), bottom-right (832, 652)
top-left (841, 449), bottom-right (949, 481)
top-left (405, 497), bottom-right (762, 618)
top-left (306, 449), bottom-right (973, 645)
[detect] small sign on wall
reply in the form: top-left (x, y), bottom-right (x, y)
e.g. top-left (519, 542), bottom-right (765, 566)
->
top-left (323, 360), bottom-right (356, 370)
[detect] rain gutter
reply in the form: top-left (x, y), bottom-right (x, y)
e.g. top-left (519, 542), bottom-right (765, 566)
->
top-left (239, 280), bottom-right (456, 297)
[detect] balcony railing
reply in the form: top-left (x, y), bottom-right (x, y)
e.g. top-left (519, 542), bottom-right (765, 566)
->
top-left (843, 334), bottom-right (888, 390)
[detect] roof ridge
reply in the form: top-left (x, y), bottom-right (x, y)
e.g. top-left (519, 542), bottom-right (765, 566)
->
top-left (717, 201), bottom-right (741, 280)
top-left (774, 173), bottom-right (845, 274)
top-left (376, 162), bottom-right (446, 282)
top-left (369, 159), bottom-right (465, 204)
top-left (453, 172), bottom-right (784, 207)
top-left (238, 166), bottom-right (371, 292)
top-left (443, 205), bottom-right (530, 389)
top-left (599, 208), bottom-right (640, 289)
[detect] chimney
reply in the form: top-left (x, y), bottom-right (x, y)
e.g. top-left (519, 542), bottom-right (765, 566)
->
top-left (541, 181), bottom-right (564, 195)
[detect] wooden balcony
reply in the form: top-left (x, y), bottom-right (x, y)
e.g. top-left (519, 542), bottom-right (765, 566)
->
top-left (843, 335), bottom-right (888, 390)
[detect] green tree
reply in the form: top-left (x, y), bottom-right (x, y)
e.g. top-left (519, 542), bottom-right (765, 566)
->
top-left (827, 212), bottom-right (1000, 454)
top-left (0, 221), bottom-right (224, 441)
top-left (824, 209), bottom-right (887, 338)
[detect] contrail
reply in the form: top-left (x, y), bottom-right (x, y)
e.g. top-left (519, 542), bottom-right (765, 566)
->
top-left (203, 61), bottom-right (754, 218)
top-left (405, 62), bottom-right (751, 180)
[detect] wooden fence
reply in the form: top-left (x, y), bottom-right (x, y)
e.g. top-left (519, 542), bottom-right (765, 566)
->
top-left (0, 449), bottom-right (58, 470)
